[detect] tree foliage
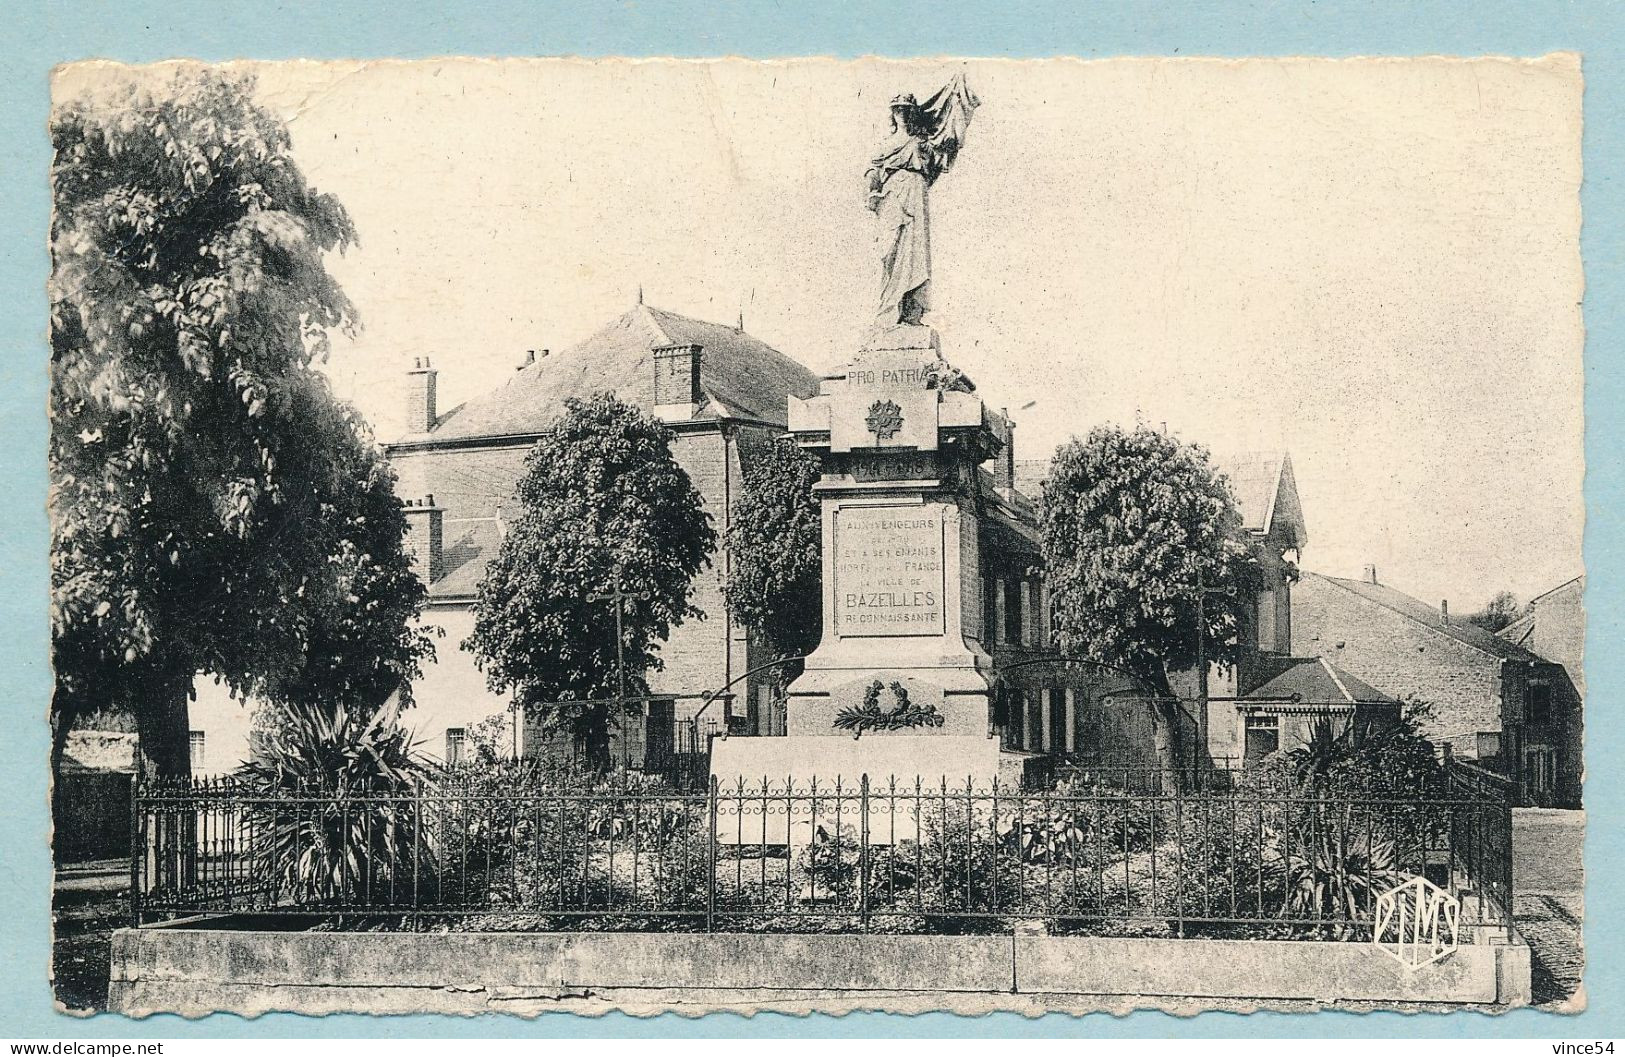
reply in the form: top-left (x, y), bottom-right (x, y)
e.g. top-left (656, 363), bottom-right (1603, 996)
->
top-left (723, 435), bottom-right (823, 664)
top-left (50, 69), bottom-right (431, 777)
top-left (256, 401), bottom-right (436, 715)
top-left (1468, 590), bottom-right (1526, 633)
top-left (1041, 425), bottom-right (1263, 695)
top-left (1041, 426), bottom-right (1264, 786)
top-left (464, 394), bottom-right (715, 766)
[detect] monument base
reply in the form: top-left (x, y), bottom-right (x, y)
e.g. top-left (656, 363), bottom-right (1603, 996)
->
top-left (859, 321), bottom-right (940, 357)
top-left (709, 734), bottom-right (1011, 845)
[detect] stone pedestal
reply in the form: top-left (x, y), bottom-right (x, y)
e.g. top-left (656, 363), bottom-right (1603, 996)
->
top-left (711, 324), bottom-right (1022, 836)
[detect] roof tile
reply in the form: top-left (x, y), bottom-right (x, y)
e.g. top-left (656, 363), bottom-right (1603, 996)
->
top-left (418, 305), bottom-right (820, 443)
top-left (1311, 572), bottom-right (1549, 663)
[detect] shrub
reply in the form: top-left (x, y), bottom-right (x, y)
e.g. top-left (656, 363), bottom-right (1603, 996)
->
top-left (431, 764), bottom-right (707, 916)
top-left (235, 702), bottom-right (430, 905)
top-left (916, 801), bottom-right (1027, 921)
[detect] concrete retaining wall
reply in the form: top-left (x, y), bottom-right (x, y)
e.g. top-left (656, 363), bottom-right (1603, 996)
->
top-left (108, 925), bottom-right (1530, 1017)
top-left (1017, 934), bottom-right (1528, 1005)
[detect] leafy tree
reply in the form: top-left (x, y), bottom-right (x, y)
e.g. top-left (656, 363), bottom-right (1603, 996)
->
top-left (254, 400), bottom-right (436, 715)
top-left (464, 394), bottom-right (715, 768)
top-left (464, 710), bottom-right (520, 768)
top-left (1468, 590), bottom-right (1525, 633)
top-left (723, 434), bottom-right (823, 688)
top-left (1041, 425), bottom-right (1263, 788)
top-left (50, 69), bottom-right (430, 780)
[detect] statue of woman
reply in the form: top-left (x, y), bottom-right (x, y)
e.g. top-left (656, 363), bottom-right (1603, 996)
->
top-left (866, 74), bottom-right (980, 330)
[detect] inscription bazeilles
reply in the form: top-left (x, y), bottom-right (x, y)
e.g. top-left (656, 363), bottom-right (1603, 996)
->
top-left (835, 507), bottom-right (945, 636)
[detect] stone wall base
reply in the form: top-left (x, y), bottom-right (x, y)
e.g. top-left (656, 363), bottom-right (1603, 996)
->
top-left (108, 925), bottom-right (1531, 1018)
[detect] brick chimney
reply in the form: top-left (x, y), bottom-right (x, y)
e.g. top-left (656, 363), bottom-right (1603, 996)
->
top-left (1363, 564), bottom-right (1379, 585)
top-left (405, 357), bottom-right (438, 434)
top-left (1440, 599), bottom-right (1450, 625)
top-left (518, 349), bottom-right (536, 371)
top-left (403, 495), bottom-right (444, 584)
top-left (653, 343), bottom-right (703, 422)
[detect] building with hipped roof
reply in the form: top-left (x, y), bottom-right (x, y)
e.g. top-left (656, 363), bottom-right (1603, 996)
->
top-left (187, 303), bottom-right (823, 774)
top-left (387, 303), bottom-right (826, 766)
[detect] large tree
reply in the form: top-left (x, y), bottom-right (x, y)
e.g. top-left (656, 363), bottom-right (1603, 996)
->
top-left (253, 398), bottom-right (435, 715)
top-left (723, 435), bottom-right (823, 682)
top-left (1041, 424), bottom-right (1263, 784)
top-left (464, 394), bottom-right (716, 768)
top-left (50, 69), bottom-right (430, 779)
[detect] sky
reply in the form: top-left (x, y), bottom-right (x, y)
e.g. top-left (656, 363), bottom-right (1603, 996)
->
top-left (59, 56), bottom-right (1588, 612)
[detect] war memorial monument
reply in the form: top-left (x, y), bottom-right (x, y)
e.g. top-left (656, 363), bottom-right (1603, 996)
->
top-left (710, 75), bottom-right (1047, 828)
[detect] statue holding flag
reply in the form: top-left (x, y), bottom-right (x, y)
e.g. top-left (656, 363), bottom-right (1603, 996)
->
top-left (866, 72), bottom-right (980, 329)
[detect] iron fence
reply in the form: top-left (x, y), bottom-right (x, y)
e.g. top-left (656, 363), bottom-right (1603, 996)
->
top-left (132, 769), bottom-right (1512, 942)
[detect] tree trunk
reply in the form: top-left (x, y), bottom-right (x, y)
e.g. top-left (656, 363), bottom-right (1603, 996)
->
top-left (130, 664), bottom-right (194, 781)
top-left (127, 663), bottom-right (195, 894)
top-left (1151, 701), bottom-right (1188, 794)
top-left (1144, 670), bottom-right (1185, 795)
top-left (48, 686), bottom-right (81, 796)
top-left (49, 684), bottom-right (86, 867)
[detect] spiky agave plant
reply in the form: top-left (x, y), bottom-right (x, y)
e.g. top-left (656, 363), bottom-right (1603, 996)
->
top-left (1285, 714), bottom-right (1357, 793)
top-left (1268, 812), bottom-right (1399, 939)
top-left (236, 702), bottom-right (430, 907)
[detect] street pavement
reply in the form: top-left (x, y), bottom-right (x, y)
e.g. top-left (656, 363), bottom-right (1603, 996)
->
top-left (1513, 808), bottom-right (1585, 1009)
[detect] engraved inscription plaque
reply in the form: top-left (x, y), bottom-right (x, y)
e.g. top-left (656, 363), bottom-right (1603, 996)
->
top-left (834, 506), bottom-right (946, 637)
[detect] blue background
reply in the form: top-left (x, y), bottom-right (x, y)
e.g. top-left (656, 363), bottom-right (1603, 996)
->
top-left (4, 0), bottom-right (1620, 1038)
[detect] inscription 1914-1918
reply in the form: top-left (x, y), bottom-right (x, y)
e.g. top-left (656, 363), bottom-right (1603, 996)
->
top-left (840, 451), bottom-right (940, 483)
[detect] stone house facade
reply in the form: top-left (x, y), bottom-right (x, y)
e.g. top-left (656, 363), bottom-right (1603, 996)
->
top-left (1294, 569), bottom-right (1582, 807)
top-left (1499, 575), bottom-right (1586, 697)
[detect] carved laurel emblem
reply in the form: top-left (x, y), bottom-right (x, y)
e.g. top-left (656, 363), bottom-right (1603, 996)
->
top-left (832, 680), bottom-right (946, 739)
top-left (866, 399), bottom-right (904, 441)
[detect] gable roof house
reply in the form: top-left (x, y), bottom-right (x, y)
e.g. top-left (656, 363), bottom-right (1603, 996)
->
top-left (1227, 655), bottom-right (1400, 766)
top-left (381, 304), bottom-right (824, 764)
top-left (1294, 569), bottom-right (1582, 807)
top-left (1498, 575), bottom-right (1586, 698)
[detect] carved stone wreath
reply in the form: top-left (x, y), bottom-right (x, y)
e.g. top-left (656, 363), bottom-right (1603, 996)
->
top-left (832, 679), bottom-right (946, 739)
top-left (866, 399), bottom-right (904, 441)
